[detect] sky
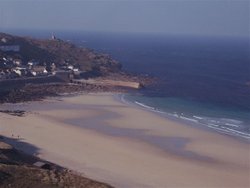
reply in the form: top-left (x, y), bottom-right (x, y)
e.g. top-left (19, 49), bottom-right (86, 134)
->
top-left (0, 0), bottom-right (249, 38)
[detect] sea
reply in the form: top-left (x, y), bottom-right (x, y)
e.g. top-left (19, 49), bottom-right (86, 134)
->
top-left (6, 30), bottom-right (250, 140)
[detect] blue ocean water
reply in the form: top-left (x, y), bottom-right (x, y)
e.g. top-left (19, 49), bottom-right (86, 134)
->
top-left (6, 30), bottom-right (250, 140)
top-left (66, 32), bottom-right (250, 140)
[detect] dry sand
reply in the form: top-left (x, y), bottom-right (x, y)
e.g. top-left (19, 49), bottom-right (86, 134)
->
top-left (0, 93), bottom-right (249, 188)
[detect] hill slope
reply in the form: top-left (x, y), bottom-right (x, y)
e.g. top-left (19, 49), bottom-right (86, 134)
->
top-left (0, 33), bottom-right (121, 74)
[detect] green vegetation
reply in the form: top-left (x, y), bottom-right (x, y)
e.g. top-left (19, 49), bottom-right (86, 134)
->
top-left (0, 33), bottom-right (121, 74)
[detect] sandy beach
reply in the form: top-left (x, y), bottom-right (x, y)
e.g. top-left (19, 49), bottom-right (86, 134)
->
top-left (0, 93), bottom-right (249, 188)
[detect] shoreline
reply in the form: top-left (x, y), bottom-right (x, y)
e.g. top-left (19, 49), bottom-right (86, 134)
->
top-left (117, 93), bottom-right (250, 142)
top-left (0, 93), bottom-right (249, 187)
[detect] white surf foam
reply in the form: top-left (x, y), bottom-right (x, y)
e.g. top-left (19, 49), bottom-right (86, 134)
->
top-left (179, 116), bottom-right (198, 123)
top-left (225, 123), bottom-right (240, 128)
top-left (122, 95), bottom-right (250, 140)
top-left (193, 115), bottom-right (204, 120)
top-left (135, 101), bottom-right (155, 110)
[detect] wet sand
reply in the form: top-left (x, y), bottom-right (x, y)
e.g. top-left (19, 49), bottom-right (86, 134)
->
top-left (0, 93), bottom-right (249, 187)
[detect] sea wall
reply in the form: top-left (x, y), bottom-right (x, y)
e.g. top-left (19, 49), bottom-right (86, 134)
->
top-left (73, 79), bottom-right (142, 89)
top-left (0, 75), bottom-right (64, 91)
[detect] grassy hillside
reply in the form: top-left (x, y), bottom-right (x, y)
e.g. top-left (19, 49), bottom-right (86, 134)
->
top-left (0, 33), bottom-right (121, 74)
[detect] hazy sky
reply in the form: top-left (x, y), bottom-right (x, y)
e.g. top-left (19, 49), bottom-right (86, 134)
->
top-left (0, 0), bottom-right (249, 37)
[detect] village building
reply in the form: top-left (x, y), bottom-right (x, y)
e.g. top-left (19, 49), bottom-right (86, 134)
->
top-left (32, 66), bottom-right (48, 76)
top-left (13, 59), bottom-right (22, 66)
top-left (0, 45), bottom-right (20, 52)
top-left (1, 38), bottom-right (7, 43)
top-left (51, 33), bottom-right (56, 40)
top-left (12, 68), bottom-right (22, 77)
